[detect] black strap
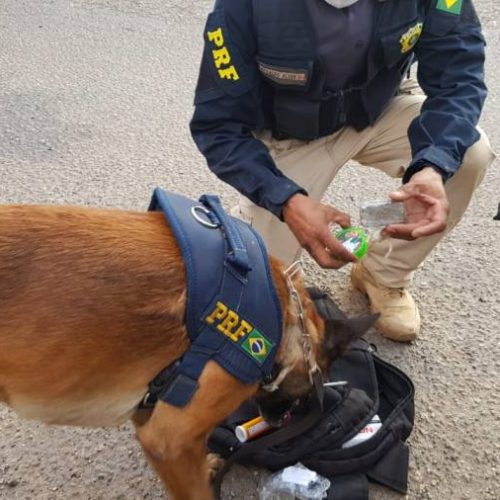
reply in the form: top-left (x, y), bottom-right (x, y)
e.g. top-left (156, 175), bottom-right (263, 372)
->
top-left (138, 360), bottom-right (181, 409)
top-left (326, 473), bottom-right (369, 500)
top-left (212, 388), bottom-right (324, 500)
top-left (366, 440), bottom-right (410, 494)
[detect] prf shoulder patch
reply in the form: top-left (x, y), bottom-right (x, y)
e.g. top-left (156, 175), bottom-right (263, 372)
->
top-left (436, 0), bottom-right (463, 15)
top-left (200, 10), bottom-right (254, 99)
top-left (206, 27), bottom-right (240, 81)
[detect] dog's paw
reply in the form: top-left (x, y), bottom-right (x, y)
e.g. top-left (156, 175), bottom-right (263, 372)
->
top-left (206, 453), bottom-right (225, 480)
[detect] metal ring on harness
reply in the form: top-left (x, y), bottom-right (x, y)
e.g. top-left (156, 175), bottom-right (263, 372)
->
top-left (190, 205), bottom-right (220, 229)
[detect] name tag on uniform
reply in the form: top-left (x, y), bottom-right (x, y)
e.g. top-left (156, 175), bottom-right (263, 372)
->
top-left (258, 61), bottom-right (310, 87)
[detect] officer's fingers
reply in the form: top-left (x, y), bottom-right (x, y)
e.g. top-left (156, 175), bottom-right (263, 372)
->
top-left (305, 240), bottom-right (348, 269)
top-left (413, 192), bottom-right (449, 213)
top-left (316, 251), bottom-right (348, 270)
top-left (323, 234), bottom-right (357, 264)
top-left (411, 219), bottom-right (447, 238)
top-left (410, 196), bottom-right (448, 237)
top-left (325, 207), bottom-right (351, 228)
top-left (389, 188), bottom-right (413, 202)
top-left (384, 222), bottom-right (420, 240)
top-left (336, 213), bottom-right (352, 229)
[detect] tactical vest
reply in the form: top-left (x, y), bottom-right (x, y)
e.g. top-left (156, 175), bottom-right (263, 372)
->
top-left (305, 0), bottom-right (374, 91)
top-left (254, 0), bottom-right (424, 140)
top-left (144, 189), bottom-right (282, 407)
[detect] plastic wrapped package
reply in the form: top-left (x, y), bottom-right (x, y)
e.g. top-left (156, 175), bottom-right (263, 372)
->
top-left (359, 201), bottom-right (405, 229)
top-left (259, 462), bottom-right (331, 500)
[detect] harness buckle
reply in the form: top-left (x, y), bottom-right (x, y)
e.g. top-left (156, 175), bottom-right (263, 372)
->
top-left (140, 392), bottom-right (156, 409)
top-left (191, 205), bottom-right (220, 229)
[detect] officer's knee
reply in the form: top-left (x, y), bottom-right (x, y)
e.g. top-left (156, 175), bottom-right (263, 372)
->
top-left (459, 130), bottom-right (496, 187)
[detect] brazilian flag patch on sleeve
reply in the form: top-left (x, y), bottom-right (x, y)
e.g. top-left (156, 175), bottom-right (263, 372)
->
top-left (241, 330), bottom-right (273, 365)
top-left (436, 0), bottom-right (463, 15)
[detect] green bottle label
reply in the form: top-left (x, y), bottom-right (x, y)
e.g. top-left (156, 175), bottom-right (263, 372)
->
top-left (335, 227), bottom-right (369, 259)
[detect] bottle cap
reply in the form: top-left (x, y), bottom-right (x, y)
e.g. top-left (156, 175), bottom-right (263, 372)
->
top-left (335, 226), bottom-right (368, 259)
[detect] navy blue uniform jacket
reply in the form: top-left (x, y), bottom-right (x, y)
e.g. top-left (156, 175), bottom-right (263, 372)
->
top-left (190, 0), bottom-right (487, 219)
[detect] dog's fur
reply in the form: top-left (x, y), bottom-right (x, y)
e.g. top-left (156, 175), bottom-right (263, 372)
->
top-left (0, 204), bottom-right (375, 499)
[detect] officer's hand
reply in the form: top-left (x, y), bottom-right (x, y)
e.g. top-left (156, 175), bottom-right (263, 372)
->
top-left (384, 167), bottom-right (449, 240)
top-left (282, 194), bottom-right (357, 268)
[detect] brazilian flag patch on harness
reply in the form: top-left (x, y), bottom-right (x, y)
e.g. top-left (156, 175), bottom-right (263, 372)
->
top-left (241, 330), bottom-right (273, 365)
top-left (436, 0), bottom-right (463, 15)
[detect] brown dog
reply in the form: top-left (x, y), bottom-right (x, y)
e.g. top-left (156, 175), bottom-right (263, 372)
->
top-left (0, 203), bottom-right (376, 499)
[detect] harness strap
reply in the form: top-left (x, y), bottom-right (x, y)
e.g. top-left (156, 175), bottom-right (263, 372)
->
top-left (200, 194), bottom-right (251, 274)
top-left (158, 350), bottom-right (210, 407)
top-left (144, 189), bottom-right (282, 408)
top-left (139, 360), bottom-right (181, 409)
top-left (139, 351), bottom-right (213, 409)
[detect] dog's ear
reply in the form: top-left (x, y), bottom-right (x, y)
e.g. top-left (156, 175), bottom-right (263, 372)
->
top-left (324, 314), bottom-right (379, 361)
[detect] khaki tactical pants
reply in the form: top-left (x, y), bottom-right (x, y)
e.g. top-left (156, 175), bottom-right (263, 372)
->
top-left (234, 90), bottom-right (496, 288)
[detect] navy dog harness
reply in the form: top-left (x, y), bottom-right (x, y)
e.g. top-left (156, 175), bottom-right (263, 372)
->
top-left (143, 189), bottom-right (283, 408)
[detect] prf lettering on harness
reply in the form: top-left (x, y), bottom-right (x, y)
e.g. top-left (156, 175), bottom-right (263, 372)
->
top-left (206, 301), bottom-right (253, 341)
top-left (206, 28), bottom-right (240, 81)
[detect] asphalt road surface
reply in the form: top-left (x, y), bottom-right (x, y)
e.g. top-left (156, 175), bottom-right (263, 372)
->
top-left (0, 1), bottom-right (499, 499)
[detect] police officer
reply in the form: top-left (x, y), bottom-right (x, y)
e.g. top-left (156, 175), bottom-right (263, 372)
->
top-left (190, 0), bottom-right (495, 342)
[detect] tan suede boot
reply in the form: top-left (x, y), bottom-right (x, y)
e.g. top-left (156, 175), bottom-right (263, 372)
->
top-left (351, 264), bottom-right (420, 342)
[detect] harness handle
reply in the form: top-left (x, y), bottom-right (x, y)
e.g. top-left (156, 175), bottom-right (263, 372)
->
top-left (200, 194), bottom-right (251, 274)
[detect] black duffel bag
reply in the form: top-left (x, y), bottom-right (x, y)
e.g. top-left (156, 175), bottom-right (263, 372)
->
top-left (209, 288), bottom-right (414, 500)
